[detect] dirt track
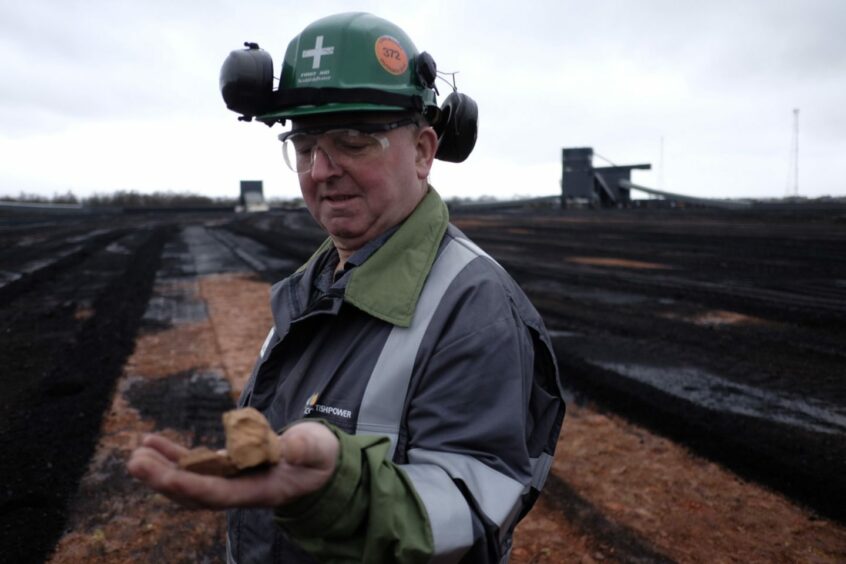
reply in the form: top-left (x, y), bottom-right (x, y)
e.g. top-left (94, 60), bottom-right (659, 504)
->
top-left (1, 205), bottom-right (845, 562)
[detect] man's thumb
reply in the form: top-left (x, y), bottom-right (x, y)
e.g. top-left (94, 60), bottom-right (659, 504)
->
top-left (279, 422), bottom-right (338, 470)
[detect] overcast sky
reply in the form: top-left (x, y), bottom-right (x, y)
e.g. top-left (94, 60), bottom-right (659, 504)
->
top-left (1, 0), bottom-right (844, 202)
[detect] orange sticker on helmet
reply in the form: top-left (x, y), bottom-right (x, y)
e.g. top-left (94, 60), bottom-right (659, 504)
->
top-left (375, 36), bottom-right (408, 75)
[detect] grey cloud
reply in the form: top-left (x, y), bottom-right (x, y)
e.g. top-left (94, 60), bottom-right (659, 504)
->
top-left (0, 1), bottom-right (227, 133)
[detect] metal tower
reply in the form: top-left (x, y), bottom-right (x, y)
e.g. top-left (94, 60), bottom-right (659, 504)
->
top-left (787, 108), bottom-right (799, 197)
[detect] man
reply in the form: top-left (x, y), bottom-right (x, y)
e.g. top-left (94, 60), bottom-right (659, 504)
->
top-left (129, 12), bottom-right (565, 563)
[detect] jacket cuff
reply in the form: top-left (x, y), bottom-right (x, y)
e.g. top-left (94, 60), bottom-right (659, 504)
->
top-left (273, 422), bottom-right (360, 535)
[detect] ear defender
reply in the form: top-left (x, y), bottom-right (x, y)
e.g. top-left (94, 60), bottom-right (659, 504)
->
top-left (433, 91), bottom-right (478, 163)
top-left (219, 42), bottom-right (274, 121)
top-left (415, 51), bottom-right (478, 163)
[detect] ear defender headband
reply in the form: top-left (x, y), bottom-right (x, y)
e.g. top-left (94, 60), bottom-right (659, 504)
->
top-left (219, 41), bottom-right (478, 163)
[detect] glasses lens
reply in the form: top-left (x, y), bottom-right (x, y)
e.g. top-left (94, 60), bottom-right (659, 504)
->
top-left (279, 128), bottom-right (392, 173)
top-left (324, 130), bottom-right (383, 158)
top-left (282, 135), bottom-right (315, 173)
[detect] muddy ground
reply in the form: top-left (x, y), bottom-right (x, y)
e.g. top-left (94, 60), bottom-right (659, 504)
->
top-left (1, 204), bottom-right (844, 563)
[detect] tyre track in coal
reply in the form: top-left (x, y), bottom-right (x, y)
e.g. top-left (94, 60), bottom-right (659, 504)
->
top-left (457, 215), bottom-right (846, 326)
top-left (48, 221), bottom-right (301, 562)
top-left (453, 209), bottom-right (846, 522)
top-left (0, 216), bottom-right (171, 563)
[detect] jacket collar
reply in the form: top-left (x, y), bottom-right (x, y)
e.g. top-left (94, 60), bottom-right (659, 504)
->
top-left (297, 187), bottom-right (449, 328)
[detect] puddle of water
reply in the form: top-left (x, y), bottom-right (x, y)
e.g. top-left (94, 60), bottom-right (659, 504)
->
top-left (592, 361), bottom-right (846, 435)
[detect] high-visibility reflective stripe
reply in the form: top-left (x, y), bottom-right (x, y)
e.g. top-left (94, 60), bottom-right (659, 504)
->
top-left (226, 537), bottom-right (237, 564)
top-left (407, 448), bottom-right (525, 534)
top-left (400, 464), bottom-right (474, 564)
top-left (356, 239), bottom-right (477, 458)
top-left (453, 236), bottom-right (503, 271)
top-left (259, 327), bottom-right (275, 359)
top-left (356, 236), bottom-right (524, 560)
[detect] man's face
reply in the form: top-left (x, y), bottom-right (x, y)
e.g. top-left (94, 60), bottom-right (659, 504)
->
top-left (289, 113), bottom-right (435, 255)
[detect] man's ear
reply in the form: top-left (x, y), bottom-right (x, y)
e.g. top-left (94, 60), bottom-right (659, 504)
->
top-left (415, 127), bottom-right (438, 179)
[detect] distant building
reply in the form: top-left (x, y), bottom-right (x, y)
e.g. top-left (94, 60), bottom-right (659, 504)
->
top-left (237, 180), bottom-right (269, 213)
top-left (561, 148), bottom-right (651, 208)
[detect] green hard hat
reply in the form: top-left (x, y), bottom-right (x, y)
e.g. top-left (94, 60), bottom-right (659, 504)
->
top-left (256, 12), bottom-right (438, 123)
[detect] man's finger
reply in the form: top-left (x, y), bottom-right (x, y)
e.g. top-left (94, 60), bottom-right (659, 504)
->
top-left (129, 447), bottom-right (237, 508)
top-left (127, 424), bottom-right (339, 510)
top-left (127, 446), bottom-right (174, 482)
top-left (141, 433), bottom-right (192, 463)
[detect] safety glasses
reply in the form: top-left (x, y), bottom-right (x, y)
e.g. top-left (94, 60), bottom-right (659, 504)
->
top-left (278, 117), bottom-right (418, 173)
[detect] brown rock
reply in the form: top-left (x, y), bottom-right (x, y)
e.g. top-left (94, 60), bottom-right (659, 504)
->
top-left (177, 408), bottom-right (281, 476)
top-left (223, 407), bottom-right (282, 470)
top-left (178, 447), bottom-right (238, 477)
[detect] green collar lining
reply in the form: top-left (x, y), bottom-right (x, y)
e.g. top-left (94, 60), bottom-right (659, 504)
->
top-left (345, 189), bottom-right (448, 327)
top-left (297, 188), bottom-right (449, 327)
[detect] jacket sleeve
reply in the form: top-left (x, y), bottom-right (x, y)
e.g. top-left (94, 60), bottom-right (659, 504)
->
top-left (274, 424), bottom-right (435, 563)
top-left (396, 305), bottom-right (562, 563)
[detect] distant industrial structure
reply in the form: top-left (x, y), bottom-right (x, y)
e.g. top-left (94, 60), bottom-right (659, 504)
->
top-left (561, 147), bottom-right (650, 208)
top-left (561, 147), bottom-right (751, 210)
top-left (237, 180), bottom-right (269, 213)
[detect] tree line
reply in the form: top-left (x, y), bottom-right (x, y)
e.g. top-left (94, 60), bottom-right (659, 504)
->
top-left (2, 190), bottom-right (239, 208)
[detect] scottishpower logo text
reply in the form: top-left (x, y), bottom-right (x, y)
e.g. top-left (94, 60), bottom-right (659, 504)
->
top-left (304, 403), bottom-right (352, 419)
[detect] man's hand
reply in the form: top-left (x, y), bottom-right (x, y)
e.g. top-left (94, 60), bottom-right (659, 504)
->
top-left (127, 421), bottom-right (339, 509)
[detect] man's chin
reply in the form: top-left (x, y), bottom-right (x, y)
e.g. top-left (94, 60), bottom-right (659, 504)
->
top-left (325, 224), bottom-right (369, 246)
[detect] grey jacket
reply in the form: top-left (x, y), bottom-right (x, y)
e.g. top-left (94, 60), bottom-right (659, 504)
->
top-left (227, 189), bottom-right (565, 563)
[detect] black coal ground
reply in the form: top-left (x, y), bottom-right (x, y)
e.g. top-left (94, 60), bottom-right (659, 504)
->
top-left (0, 213), bottom-right (170, 563)
top-left (1, 205), bottom-right (844, 562)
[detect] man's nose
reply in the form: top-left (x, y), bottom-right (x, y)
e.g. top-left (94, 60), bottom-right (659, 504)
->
top-left (309, 145), bottom-right (342, 181)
